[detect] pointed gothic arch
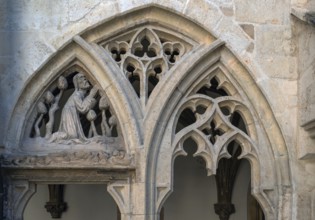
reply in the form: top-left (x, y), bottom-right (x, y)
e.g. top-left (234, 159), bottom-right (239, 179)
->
top-left (2, 5), bottom-right (292, 220)
top-left (146, 40), bottom-right (292, 219)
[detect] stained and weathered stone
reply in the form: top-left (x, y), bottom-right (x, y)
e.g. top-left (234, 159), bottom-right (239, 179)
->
top-left (0, 1), bottom-right (314, 220)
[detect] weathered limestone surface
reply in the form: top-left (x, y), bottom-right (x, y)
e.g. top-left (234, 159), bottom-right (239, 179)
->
top-left (291, 4), bottom-right (315, 163)
top-left (235, 0), bottom-right (291, 24)
top-left (0, 0), bottom-right (314, 219)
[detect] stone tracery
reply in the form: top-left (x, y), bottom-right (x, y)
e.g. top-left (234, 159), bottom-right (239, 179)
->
top-left (1, 5), bottom-right (294, 220)
top-left (173, 72), bottom-right (258, 176)
top-left (102, 27), bottom-right (191, 109)
top-left (170, 71), bottom-right (260, 219)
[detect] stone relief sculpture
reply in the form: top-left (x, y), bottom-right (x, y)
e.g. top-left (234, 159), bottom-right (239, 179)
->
top-left (31, 72), bottom-right (119, 145)
top-left (20, 71), bottom-right (132, 165)
top-left (48, 73), bottom-right (99, 144)
top-left (2, 149), bottom-right (133, 167)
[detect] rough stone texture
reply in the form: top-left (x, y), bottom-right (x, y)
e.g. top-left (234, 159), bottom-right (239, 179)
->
top-left (0, 1), bottom-right (314, 220)
top-left (292, 14), bottom-right (315, 159)
top-left (240, 24), bottom-right (255, 39)
top-left (220, 5), bottom-right (234, 16)
top-left (255, 25), bottom-right (297, 80)
top-left (235, 0), bottom-right (291, 24)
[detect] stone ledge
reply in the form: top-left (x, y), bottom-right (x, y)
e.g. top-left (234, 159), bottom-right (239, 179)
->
top-left (291, 6), bottom-right (315, 26)
top-left (298, 122), bottom-right (315, 159)
top-left (301, 119), bottom-right (315, 139)
top-left (3, 168), bottom-right (135, 183)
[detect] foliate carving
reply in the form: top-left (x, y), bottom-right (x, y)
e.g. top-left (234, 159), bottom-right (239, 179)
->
top-left (45, 185), bottom-right (67, 218)
top-left (103, 28), bottom-right (189, 107)
top-left (29, 72), bottom-right (121, 150)
top-left (45, 202), bottom-right (67, 219)
top-left (2, 150), bottom-right (134, 168)
top-left (214, 203), bottom-right (235, 220)
top-left (35, 76), bottom-right (68, 139)
top-left (173, 74), bottom-right (258, 175)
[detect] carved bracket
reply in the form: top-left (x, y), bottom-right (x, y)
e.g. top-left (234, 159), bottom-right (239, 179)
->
top-left (214, 145), bottom-right (242, 220)
top-left (45, 185), bottom-right (67, 218)
top-left (214, 203), bottom-right (235, 220)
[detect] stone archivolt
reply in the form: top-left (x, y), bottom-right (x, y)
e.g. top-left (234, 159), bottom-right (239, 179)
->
top-left (2, 6), bottom-right (293, 220)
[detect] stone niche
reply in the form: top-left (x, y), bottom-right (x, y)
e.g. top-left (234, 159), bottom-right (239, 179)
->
top-left (2, 65), bottom-right (133, 169)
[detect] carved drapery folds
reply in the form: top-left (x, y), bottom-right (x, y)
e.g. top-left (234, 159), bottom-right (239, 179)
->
top-left (30, 72), bottom-right (118, 144)
top-left (102, 28), bottom-right (192, 109)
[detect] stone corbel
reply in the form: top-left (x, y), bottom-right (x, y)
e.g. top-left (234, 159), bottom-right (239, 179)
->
top-left (214, 146), bottom-right (242, 220)
top-left (45, 185), bottom-right (67, 218)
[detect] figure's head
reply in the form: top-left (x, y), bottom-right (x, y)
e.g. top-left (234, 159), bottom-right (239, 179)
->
top-left (73, 73), bottom-right (90, 90)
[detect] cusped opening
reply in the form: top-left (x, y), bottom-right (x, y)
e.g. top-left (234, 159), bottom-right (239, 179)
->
top-left (162, 138), bottom-right (216, 220)
top-left (24, 184), bottom-right (120, 220)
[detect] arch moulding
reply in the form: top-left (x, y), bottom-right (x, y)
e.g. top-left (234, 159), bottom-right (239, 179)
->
top-left (2, 5), bottom-right (292, 220)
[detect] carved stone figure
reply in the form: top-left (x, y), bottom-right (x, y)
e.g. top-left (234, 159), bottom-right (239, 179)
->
top-left (49, 73), bottom-right (98, 143)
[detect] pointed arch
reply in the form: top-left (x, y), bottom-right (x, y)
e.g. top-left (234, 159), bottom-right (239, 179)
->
top-left (2, 5), bottom-right (293, 220)
top-left (6, 36), bottom-right (143, 153)
top-left (145, 30), bottom-right (292, 220)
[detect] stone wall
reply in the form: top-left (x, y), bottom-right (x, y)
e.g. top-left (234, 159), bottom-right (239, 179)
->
top-left (0, 0), bottom-right (314, 219)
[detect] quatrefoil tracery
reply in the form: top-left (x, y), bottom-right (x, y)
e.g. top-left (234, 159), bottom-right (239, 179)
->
top-left (104, 28), bottom-right (189, 109)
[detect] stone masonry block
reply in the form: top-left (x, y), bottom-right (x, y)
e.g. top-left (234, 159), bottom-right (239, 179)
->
top-left (235, 0), bottom-right (291, 24)
top-left (184, 0), bottom-right (223, 30)
top-left (0, 0), bottom-right (68, 31)
top-left (256, 25), bottom-right (294, 56)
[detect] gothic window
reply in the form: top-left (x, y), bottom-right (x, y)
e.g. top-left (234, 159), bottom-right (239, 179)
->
top-left (2, 6), bottom-right (290, 220)
top-left (101, 27), bottom-right (194, 109)
top-left (165, 67), bottom-right (264, 219)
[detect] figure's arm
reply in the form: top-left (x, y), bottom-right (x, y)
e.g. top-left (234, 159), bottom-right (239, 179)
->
top-left (74, 86), bottom-right (99, 113)
top-left (74, 95), bottom-right (93, 114)
top-left (87, 86), bottom-right (99, 99)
